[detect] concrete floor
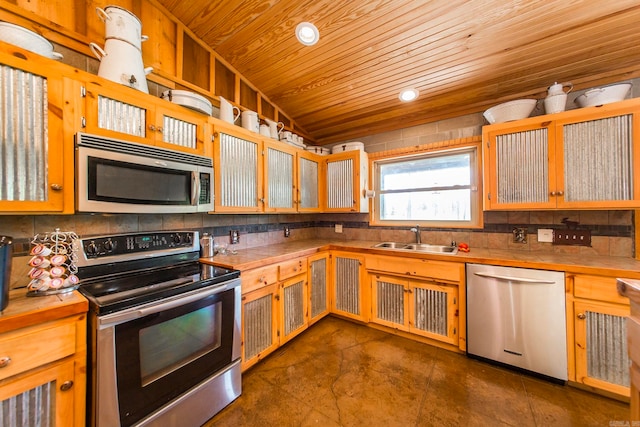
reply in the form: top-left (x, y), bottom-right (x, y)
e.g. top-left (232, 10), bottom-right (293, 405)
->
top-left (205, 316), bottom-right (629, 426)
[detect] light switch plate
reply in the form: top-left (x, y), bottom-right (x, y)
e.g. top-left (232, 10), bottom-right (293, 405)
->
top-left (538, 228), bottom-right (553, 243)
top-left (335, 224), bottom-right (343, 233)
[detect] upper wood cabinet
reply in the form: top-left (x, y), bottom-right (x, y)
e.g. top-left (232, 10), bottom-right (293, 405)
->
top-left (81, 79), bottom-right (211, 156)
top-left (324, 149), bottom-right (369, 212)
top-left (483, 98), bottom-right (640, 210)
top-left (297, 150), bottom-right (324, 213)
top-left (263, 140), bottom-right (297, 213)
top-left (0, 49), bottom-right (75, 214)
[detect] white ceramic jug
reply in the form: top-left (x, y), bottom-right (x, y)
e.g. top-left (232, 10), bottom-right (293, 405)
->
top-left (544, 81), bottom-right (573, 114)
top-left (259, 124), bottom-right (271, 137)
top-left (242, 110), bottom-right (259, 133)
top-left (264, 118), bottom-right (284, 140)
top-left (219, 97), bottom-right (240, 124)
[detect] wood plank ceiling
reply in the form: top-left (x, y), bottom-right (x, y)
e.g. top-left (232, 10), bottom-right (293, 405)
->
top-left (157, 0), bottom-right (640, 145)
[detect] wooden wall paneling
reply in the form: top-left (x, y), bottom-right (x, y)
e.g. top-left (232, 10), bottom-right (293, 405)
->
top-left (182, 31), bottom-right (210, 90)
top-left (261, 98), bottom-right (275, 120)
top-left (140, 2), bottom-right (177, 79)
top-left (214, 58), bottom-right (235, 101)
top-left (239, 79), bottom-right (257, 111)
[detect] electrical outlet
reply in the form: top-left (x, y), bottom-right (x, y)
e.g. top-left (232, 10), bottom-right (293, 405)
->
top-left (335, 224), bottom-right (343, 233)
top-left (537, 228), bottom-right (554, 243)
top-left (284, 226), bottom-right (290, 238)
top-left (512, 227), bottom-right (527, 244)
top-left (230, 230), bottom-right (239, 245)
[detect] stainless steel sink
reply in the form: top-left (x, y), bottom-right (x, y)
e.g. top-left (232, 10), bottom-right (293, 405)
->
top-left (403, 243), bottom-right (458, 254)
top-left (372, 242), bottom-right (407, 249)
top-left (372, 242), bottom-right (458, 254)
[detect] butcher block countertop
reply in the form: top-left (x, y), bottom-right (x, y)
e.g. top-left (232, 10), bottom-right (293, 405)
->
top-left (0, 289), bottom-right (87, 334)
top-left (201, 239), bottom-right (640, 279)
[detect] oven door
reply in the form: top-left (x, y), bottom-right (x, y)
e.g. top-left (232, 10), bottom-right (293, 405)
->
top-left (94, 279), bottom-right (240, 427)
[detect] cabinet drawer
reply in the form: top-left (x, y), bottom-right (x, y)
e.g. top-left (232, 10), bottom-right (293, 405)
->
top-left (573, 275), bottom-right (629, 305)
top-left (241, 265), bottom-right (279, 294)
top-left (279, 258), bottom-right (307, 281)
top-left (0, 321), bottom-right (76, 381)
top-left (366, 255), bottom-right (462, 282)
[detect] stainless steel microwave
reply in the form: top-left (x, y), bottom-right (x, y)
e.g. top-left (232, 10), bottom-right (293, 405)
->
top-left (76, 133), bottom-right (213, 214)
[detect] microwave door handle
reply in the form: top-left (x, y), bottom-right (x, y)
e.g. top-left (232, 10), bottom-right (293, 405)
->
top-left (191, 171), bottom-right (199, 206)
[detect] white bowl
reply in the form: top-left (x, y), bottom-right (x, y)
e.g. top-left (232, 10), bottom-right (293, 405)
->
top-left (574, 83), bottom-right (632, 108)
top-left (161, 90), bottom-right (213, 115)
top-left (483, 99), bottom-right (537, 124)
top-left (0, 22), bottom-right (62, 60)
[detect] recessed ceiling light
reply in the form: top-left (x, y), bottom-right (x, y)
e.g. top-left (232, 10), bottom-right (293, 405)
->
top-left (296, 22), bottom-right (319, 46)
top-left (399, 88), bottom-right (419, 102)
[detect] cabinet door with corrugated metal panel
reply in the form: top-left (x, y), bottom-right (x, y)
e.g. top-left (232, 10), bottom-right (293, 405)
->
top-left (297, 150), bottom-right (323, 213)
top-left (409, 279), bottom-right (458, 345)
top-left (263, 140), bottom-right (296, 213)
top-left (370, 274), bottom-right (409, 331)
top-left (556, 101), bottom-right (640, 209)
top-left (483, 120), bottom-right (556, 210)
top-left (574, 299), bottom-right (630, 397)
top-left (279, 274), bottom-right (308, 345)
top-left (241, 284), bottom-right (279, 371)
top-left (213, 129), bottom-right (263, 212)
top-left (308, 252), bottom-right (330, 324)
top-left (331, 252), bottom-right (368, 322)
top-left (0, 52), bottom-right (70, 213)
top-left (324, 150), bottom-right (369, 213)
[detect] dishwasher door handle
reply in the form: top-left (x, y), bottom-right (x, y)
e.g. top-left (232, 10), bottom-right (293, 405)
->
top-left (472, 272), bottom-right (556, 284)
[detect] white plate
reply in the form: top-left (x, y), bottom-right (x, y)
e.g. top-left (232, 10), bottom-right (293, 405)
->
top-left (161, 90), bottom-right (213, 115)
top-left (0, 22), bottom-right (62, 60)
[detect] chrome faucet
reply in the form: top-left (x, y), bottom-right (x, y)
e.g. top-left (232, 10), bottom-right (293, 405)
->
top-left (410, 225), bottom-right (421, 244)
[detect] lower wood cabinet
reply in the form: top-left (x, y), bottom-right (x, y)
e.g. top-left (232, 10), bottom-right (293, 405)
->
top-left (308, 252), bottom-right (330, 324)
top-left (371, 274), bottom-right (459, 345)
top-left (331, 252), bottom-right (368, 322)
top-left (279, 274), bottom-right (308, 345)
top-left (241, 283), bottom-right (279, 371)
top-left (0, 292), bottom-right (87, 426)
top-left (569, 274), bottom-right (631, 397)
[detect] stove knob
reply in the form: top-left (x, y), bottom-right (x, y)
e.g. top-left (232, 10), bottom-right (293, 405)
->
top-left (172, 234), bottom-right (182, 244)
top-left (104, 239), bottom-right (114, 252)
top-left (86, 242), bottom-right (98, 255)
top-left (185, 234), bottom-right (193, 244)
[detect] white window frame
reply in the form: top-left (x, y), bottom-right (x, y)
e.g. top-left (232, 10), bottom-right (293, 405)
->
top-left (370, 142), bottom-right (483, 228)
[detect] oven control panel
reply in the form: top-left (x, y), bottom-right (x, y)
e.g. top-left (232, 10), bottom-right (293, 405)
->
top-left (77, 231), bottom-right (198, 260)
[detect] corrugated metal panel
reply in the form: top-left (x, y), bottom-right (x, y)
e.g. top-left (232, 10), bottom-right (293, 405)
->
top-left (375, 279), bottom-right (404, 325)
top-left (243, 293), bottom-right (273, 359)
top-left (334, 257), bottom-right (360, 315)
top-left (0, 381), bottom-right (54, 427)
top-left (586, 311), bottom-right (629, 387)
top-left (327, 158), bottom-right (354, 208)
top-left (0, 65), bottom-right (48, 201)
top-left (310, 258), bottom-right (327, 318)
top-left (97, 95), bottom-right (146, 137)
top-left (283, 279), bottom-right (305, 335)
top-left (267, 147), bottom-right (293, 208)
top-left (219, 133), bottom-right (258, 207)
top-left (299, 157), bottom-right (319, 209)
top-left (564, 115), bottom-right (633, 201)
top-left (496, 129), bottom-right (548, 204)
top-left (162, 115), bottom-right (197, 149)
top-left (413, 287), bottom-right (448, 336)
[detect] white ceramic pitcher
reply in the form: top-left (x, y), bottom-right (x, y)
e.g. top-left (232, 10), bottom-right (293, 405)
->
top-left (242, 110), bottom-right (259, 133)
top-left (264, 118), bottom-right (284, 140)
top-left (219, 97), bottom-right (240, 124)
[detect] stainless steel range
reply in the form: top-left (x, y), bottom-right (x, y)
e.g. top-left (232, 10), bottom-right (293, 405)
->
top-left (75, 231), bottom-right (241, 427)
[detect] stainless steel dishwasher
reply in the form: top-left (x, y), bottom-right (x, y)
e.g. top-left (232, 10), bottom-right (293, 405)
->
top-left (466, 263), bottom-right (567, 381)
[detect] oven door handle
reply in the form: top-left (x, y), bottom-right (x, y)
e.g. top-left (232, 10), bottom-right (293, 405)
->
top-left (98, 281), bottom-right (233, 327)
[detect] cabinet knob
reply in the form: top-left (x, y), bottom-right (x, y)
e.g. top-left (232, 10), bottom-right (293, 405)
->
top-left (550, 191), bottom-right (556, 196)
top-left (149, 124), bottom-right (156, 131)
top-left (157, 127), bottom-right (163, 133)
top-left (258, 275), bottom-right (266, 283)
top-left (557, 191), bottom-right (564, 196)
top-left (60, 380), bottom-right (74, 391)
top-left (50, 184), bottom-right (63, 191)
top-left (0, 356), bottom-right (11, 368)
top-left (577, 313), bottom-right (586, 320)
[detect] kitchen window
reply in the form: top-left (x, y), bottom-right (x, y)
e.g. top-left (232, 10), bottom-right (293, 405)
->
top-left (371, 145), bottom-right (482, 228)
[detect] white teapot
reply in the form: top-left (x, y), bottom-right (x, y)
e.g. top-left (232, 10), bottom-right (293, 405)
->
top-left (544, 82), bottom-right (573, 114)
